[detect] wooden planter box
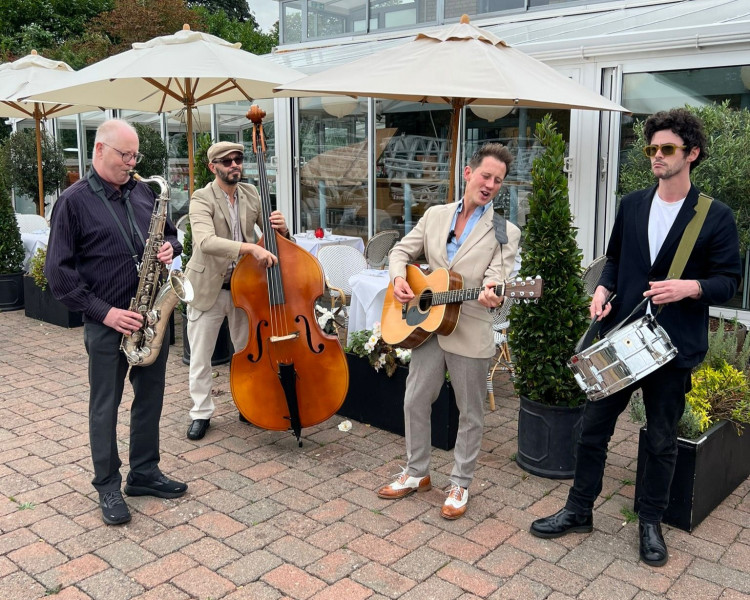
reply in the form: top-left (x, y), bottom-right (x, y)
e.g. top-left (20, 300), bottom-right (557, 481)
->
top-left (338, 352), bottom-right (459, 450)
top-left (634, 420), bottom-right (750, 531)
top-left (23, 276), bottom-right (82, 327)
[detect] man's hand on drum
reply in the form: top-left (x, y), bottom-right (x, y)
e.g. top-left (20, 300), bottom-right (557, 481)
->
top-left (590, 285), bottom-right (614, 321)
top-left (644, 279), bottom-right (702, 305)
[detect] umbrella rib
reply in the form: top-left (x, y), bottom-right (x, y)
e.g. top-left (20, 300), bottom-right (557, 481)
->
top-left (1, 101), bottom-right (33, 118)
top-left (196, 79), bottom-right (251, 104)
top-left (143, 77), bottom-right (184, 113)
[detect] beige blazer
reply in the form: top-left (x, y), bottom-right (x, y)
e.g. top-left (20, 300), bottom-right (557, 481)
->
top-left (388, 203), bottom-right (521, 358)
top-left (184, 181), bottom-right (263, 312)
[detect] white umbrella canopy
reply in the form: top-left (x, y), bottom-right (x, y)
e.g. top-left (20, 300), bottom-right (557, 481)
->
top-left (0, 51), bottom-right (100, 216)
top-left (22, 26), bottom-right (307, 195)
top-left (277, 15), bottom-right (630, 201)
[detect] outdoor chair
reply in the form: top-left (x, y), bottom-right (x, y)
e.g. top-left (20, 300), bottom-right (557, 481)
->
top-left (487, 299), bottom-right (513, 411)
top-left (316, 244), bottom-right (367, 331)
top-left (15, 213), bottom-right (47, 233)
top-left (364, 229), bottom-right (399, 269)
top-left (581, 255), bottom-right (607, 296)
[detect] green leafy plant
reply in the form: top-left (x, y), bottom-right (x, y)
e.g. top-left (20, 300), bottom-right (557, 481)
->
top-left (618, 102), bottom-right (750, 252)
top-left (686, 361), bottom-right (750, 434)
top-left (194, 131), bottom-right (215, 190)
top-left (133, 122), bottom-right (168, 183)
top-left (0, 169), bottom-right (25, 274)
top-left (28, 248), bottom-right (48, 290)
top-left (509, 115), bottom-right (590, 407)
top-left (0, 129), bottom-right (67, 216)
top-left (345, 322), bottom-right (411, 377)
top-left (704, 317), bottom-right (750, 372)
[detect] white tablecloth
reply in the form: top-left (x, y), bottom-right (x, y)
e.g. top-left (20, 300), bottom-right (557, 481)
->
top-left (293, 233), bottom-right (365, 257)
top-left (21, 228), bottom-right (50, 272)
top-left (347, 269), bottom-right (391, 343)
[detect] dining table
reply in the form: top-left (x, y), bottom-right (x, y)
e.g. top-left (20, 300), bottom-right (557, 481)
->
top-left (292, 233), bottom-right (365, 257)
top-left (20, 227), bottom-right (50, 272)
top-left (346, 268), bottom-right (391, 343)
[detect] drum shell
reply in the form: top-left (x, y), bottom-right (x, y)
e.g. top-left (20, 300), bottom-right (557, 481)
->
top-left (568, 314), bottom-right (678, 401)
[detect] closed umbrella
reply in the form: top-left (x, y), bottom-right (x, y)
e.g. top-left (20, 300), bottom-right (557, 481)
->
top-left (22, 26), bottom-right (307, 196)
top-left (277, 15), bottom-right (630, 202)
top-left (0, 51), bottom-right (99, 216)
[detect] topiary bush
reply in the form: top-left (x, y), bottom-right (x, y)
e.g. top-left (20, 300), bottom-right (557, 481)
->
top-left (0, 168), bottom-right (25, 274)
top-left (509, 115), bottom-right (590, 407)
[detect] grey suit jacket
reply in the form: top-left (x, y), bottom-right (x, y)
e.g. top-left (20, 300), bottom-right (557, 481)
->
top-left (184, 180), bottom-right (263, 312)
top-left (388, 203), bottom-right (521, 358)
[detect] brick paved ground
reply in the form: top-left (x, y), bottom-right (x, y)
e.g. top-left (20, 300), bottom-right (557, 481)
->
top-left (1, 309), bottom-right (748, 600)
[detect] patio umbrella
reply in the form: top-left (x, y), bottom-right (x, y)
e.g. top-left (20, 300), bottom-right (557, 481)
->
top-left (22, 26), bottom-right (307, 196)
top-left (277, 15), bottom-right (630, 202)
top-left (0, 51), bottom-right (99, 216)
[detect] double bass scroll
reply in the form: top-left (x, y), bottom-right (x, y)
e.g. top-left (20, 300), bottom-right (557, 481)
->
top-left (229, 105), bottom-right (349, 445)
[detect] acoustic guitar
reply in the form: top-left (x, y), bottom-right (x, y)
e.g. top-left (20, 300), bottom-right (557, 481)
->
top-left (381, 264), bottom-right (543, 348)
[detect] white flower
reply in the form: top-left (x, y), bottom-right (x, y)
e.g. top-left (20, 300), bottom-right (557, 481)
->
top-left (372, 321), bottom-right (382, 337)
top-left (395, 348), bottom-right (411, 363)
top-left (338, 420), bottom-right (352, 432)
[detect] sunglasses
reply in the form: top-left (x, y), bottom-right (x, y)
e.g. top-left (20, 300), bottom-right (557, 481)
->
top-left (212, 155), bottom-right (244, 167)
top-left (642, 143), bottom-right (687, 158)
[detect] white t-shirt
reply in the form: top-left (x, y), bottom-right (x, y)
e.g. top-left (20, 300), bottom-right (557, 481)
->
top-left (648, 191), bottom-right (684, 266)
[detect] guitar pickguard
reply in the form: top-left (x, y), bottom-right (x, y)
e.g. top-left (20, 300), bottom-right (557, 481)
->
top-left (403, 293), bottom-right (432, 326)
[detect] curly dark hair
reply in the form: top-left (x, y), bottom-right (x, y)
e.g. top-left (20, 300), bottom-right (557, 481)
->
top-left (468, 142), bottom-right (513, 173)
top-left (644, 108), bottom-right (707, 170)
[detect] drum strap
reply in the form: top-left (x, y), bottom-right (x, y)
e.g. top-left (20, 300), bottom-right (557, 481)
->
top-left (666, 193), bottom-right (712, 281)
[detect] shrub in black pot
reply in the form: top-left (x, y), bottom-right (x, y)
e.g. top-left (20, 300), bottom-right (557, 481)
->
top-left (0, 169), bottom-right (26, 311)
top-left (508, 115), bottom-right (590, 478)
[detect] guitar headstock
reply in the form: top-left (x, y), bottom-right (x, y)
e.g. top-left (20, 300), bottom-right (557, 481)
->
top-left (502, 276), bottom-right (543, 303)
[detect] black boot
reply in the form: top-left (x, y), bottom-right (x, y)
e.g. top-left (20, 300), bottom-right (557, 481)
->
top-left (639, 521), bottom-right (668, 567)
top-left (530, 508), bottom-right (593, 539)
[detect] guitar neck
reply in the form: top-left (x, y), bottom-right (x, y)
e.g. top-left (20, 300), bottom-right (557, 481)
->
top-left (431, 284), bottom-right (503, 306)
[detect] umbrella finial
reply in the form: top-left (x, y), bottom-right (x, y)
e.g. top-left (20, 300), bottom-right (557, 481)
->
top-left (460, 14), bottom-right (470, 24)
top-left (31, 49), bottom-right (38, 55)
top-left (183, 24), bottom-right (190, 31)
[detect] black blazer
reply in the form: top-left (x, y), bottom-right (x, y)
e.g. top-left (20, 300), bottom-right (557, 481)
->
top-left (598, 184), bottom-right (742, 368)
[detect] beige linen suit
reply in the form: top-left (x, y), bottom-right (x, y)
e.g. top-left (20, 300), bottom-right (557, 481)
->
top-left (389, 202), bottom-right (521, 487)
top-left (183, 181), bottom-right (263, 421)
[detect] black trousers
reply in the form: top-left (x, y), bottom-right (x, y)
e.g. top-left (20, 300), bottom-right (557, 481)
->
top-left (84, 320), bottom-right (170, 493)
top-left (565, 362), bottom-right (691, 523)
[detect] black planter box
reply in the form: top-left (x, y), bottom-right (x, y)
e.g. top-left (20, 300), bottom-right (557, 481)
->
top-left (516, 395), bottom-right (584, 479)
top-left (338, 352), bottom-right (459, 451)
top-left (23, 277), bottom-right (82, 327)
top-left (0, 272), bottom-right (24, 311)
top-left (635, 420), bottom-right (750, 531)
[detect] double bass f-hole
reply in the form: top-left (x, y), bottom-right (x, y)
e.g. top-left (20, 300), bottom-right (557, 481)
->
top-left (229, 105), bottom-right (349, 445)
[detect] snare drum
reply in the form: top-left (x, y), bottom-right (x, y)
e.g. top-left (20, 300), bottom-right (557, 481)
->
top-left (568, 314), bottom-right (677, 401)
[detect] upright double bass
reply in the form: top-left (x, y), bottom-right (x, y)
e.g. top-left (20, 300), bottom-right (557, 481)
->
top-left (230, 105), bottom-right (349, 445)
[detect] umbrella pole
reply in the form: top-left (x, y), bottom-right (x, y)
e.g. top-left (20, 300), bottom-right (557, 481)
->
top-left (446, 100), bottom-right (463, 205)
top-left (34, 107), bottom-right (44, 217)
top-left (187, 104), bottom-right (195, 198)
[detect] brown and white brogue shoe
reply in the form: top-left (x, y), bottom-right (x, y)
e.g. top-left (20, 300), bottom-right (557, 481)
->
top-left (377, 472), bottom-right (432, 499)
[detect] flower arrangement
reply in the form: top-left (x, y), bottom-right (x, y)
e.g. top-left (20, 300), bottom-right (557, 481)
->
top-left (345, 321), bottom-right (411, 377)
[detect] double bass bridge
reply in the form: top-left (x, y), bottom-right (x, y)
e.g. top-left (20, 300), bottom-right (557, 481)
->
top-left (270, 332), bottom-right (299, 343)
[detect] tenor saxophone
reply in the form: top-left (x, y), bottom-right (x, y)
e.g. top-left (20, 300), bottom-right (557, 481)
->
top-left (120, 173), bottom-right (194, 366)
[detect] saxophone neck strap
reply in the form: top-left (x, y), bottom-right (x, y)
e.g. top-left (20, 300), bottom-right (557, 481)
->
top-left (87, 169), bottom-right (144, 268)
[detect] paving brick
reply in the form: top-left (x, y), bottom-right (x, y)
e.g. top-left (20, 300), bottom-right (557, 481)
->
top-left (476, 544), bottom-right (533, 578)
top-left (262, 564), bottom-right (328, 599)
top-left (127, 552), bottom-right (197, 588)
top-left (38, 553), bottom-right (109, 589)
top-left (391, 546), bottom-right (450, 581)
top-left (399, 575), bottom-right (464, 600)
top-left (171, 564), bottom-right (237, 599)
top-left (180, 536), bottom-right (242, 569)
top-left (219, 549), bottom-right (284, 585)
top-left (667, 573), bottom-right (726, 600)
top-left (191, 510), bottom-right (247, 538)
top-left (309, 577), bottom-right (373, 600)
top-left (437, 559), bottom-right (500, 596)
top-left (428, 531), bottom-right (491, 564)
top-left (267, 535), bottom-right (327, 568)
top-left (8, 539), bottom-right (68, 574)
top-left (493, 573), bottom-right (551, 600)
top-left (351, 562), bottom-right (416, 599)
top-left (94, 539), bottom-right (157, 572)
top-left (77, 567), bottom-right (146, 600)
top-left (306, 549), bottom-right (366, 584)
top-left (347, 532), bottom-right (410, 565)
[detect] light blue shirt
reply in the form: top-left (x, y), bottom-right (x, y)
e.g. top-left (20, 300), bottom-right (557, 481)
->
top-left (446, 199), bottom-right (492, 262)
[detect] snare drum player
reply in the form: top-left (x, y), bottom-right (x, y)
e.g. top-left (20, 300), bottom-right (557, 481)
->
top-left (530, 108), bottom-right (741, 566)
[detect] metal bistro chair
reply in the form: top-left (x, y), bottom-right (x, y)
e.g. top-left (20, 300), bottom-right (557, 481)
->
top-left (364, 229), bottom-right (400, 269)
top-left (487, 299), bottom-right (514, 411)
top-left (316, 244), bottom-right (367, 331)
top-left (582, 255), bottom-right (608, 296)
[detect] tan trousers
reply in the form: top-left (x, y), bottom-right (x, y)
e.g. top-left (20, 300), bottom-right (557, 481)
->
top-left (404, 335), bottom-right (489, 489)
top-left (186, 289), bottom-right (248, 420)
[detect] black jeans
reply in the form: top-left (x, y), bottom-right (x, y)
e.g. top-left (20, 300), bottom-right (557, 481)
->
top-left (565, 362), bottom-right (691, 523)
top-left (84, 320), bottom-right (170, 493)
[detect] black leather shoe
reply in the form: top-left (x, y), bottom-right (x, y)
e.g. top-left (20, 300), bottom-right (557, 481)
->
top-left (124, 474), bottom-right (188, 499)
top-left (530, 508), bottom-right (593, 539)
top-left (99, 490), bottom-right (131, 525)
top-left (187, 418), bottom-right (210, 440)
top-left (639, 521), bottom-right (668, 567)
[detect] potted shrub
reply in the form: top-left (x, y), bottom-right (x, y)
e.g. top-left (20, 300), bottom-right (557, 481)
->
top-left (0, 169), bottom-right (26, 311)
top-left (340, 322), bottom-right (459, 450)
top-left (180, 132), bottom-right (234, 366)
top-left (508, 115), bottom-right (591, 478)
top-left (23, 248), bottom-right (83, 327)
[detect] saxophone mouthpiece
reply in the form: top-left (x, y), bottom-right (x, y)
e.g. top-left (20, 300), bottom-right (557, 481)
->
top-left (129, 170), bottom-right (141, 181)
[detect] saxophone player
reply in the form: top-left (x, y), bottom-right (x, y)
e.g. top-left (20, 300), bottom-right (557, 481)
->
top-left (47, 119), bottom-right (187, 526)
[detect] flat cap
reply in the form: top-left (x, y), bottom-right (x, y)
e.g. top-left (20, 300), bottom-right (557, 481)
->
top-left (207, 141), bottom-right (244, 163)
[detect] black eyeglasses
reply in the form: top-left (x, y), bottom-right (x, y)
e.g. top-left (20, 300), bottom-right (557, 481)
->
top-left (212, 155), bottom-right (244, 167)
top-left (102, 142), bottom-right (144, 164)
top-left (642, 143), bottom-right (687, 158)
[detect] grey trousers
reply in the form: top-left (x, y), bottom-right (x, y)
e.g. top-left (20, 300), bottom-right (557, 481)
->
top-left (403, 335), bottom-right (490, 488)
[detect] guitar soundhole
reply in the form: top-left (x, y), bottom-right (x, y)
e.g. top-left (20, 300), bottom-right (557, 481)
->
top-left (404, 291), bottom-right (432, 327)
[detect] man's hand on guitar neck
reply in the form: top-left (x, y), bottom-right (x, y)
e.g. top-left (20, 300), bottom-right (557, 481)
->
top-left (393, 276), bottom-right (416, 304)
top-left (478, 281), bottom-right (503, 309)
